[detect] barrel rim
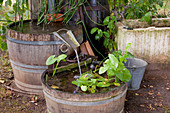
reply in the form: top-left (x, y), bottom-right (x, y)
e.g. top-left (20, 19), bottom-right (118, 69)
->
top-left (41, 66), bottom-right (127, 96)
top-left (7, 19), bottom-right (82, 35)
top-left (125, 58), bottom-right (148, 69)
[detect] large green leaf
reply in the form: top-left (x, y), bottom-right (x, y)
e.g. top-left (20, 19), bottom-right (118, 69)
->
top-left (107, 68), bottom-right (115, 77)
top-left (99, 66), bottom-right (108, 74)
top-left (46, 55), bottom-right (58, 65)
top-left (115, 68), bottom-right (131, 82)
top-left (108, 54), bottom-right (119, 68)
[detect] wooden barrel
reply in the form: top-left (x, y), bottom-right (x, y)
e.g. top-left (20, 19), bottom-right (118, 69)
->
top-left (41, 70), bottom-right (127, 113)
top-left (6, 20), bottom-right (83, 93)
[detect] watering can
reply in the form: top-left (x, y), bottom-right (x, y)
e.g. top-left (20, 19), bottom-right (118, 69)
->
top-left (53, 29), bottom-right (80, 50)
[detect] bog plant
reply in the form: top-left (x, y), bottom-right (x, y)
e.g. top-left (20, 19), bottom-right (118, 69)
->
top-left (46, 54), bottom-right (67, 76)
top-left (72, 43), bottom-right (134, 93)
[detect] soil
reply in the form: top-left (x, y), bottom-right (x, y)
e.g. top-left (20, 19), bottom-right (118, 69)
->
top-left (0, 51), bottom-right (169, 113)
top-left (125, 64), bottom-right (170, 113)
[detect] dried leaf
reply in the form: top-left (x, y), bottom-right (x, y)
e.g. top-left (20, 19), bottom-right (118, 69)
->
top-left (0, 79), bottom-right (5, 83)
top-left (135, 93), bottom-right (139, 96)
top-left (166, 88), bottom-right (169, 90)
top-left (140, 105), bottom-right (145, 107)
top-left (51, 85), bottom-right (59, 89)
top-left (150, 85), bottom-right (153, 88)
top-left (156, 92), bottom-right (161, 96)
top-left (148, 92), bottom-right (154, 95)
top-left (147, 104), bottom-right (155, 110)
top-left (143, 85), bottom-right (147, 88)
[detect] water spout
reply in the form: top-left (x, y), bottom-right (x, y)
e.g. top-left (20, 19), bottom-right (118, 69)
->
top-left (53, 29), bottom-right (82, 76)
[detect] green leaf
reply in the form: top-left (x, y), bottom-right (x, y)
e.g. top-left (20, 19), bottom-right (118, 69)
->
top-left (107, 68), bottom-right (115, 77)
top-left (81, 86), bottom-right (87, 92)
top-left (108, 41), bottom-right (113, 52)
top-left (91, 85), bottom-right (96, 93)
top-left (90, 27), bottom-right (98, 34)
top-left (113, 82), bottom-right (120, 86)
top-left (119, 55), bottom-right (124, 63)
top-left (127, 52), bottom-right (134, 58)
top-left (46, 55), bottom-right (57, 65)
top-left (122, 68), bottom-right (131, 82)
top-left (108, 54), bottom-right (119, 68)
top-left (115, 68), bottom-right (131, 82)
top-left (57, 54), bottom-right (67, 62)
top-left (0, 36), bottom-right (2, 44)
top-left (97, 82), bottom-right (110, 87)
top-left (5, 1), bottom-right (8, 7)
top-left (97, 29), bottom-right (103, 37)
top-left (103, 16), bottom-right (110, 25)
top-left (103, 31), bottom-right (110, 38)
top-left (126, 43), bottom-right (131, 50)
top-left (72, 81), bottom-right (79, 86)
top-left (99, 66), bottom-right (108, 74)
top-left (1, 42), bottom-right (7, 51)
top-left (91, 79), bottom-right (97, 84)
top-left (143, 12), bottom-right (152, 25)
top-left (158, 1), bottom-right (163, 7)
top-left (95, 34), bottom-right (100, 40)
top-left (104, 38), bottom-right (109, 48)
top-left (105, 59), bottom-right (116, 70)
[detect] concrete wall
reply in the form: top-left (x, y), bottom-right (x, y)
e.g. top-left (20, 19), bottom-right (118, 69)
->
top-left (116, 20), bottom-right (170, 64)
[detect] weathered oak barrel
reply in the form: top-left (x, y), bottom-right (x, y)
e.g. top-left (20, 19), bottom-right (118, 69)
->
top-left (6, 20), bottom-right (83, 93)
top-left (41, 70), bottom-right (127, 113)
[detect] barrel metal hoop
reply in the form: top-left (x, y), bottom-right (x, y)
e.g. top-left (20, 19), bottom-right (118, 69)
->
top-left (10, 59), bottom-right (48, 69)
top-left (43, 87), bottom-right (127, 106)
top-left (6, 36), bottom-right (64, 45)
top-left (15, 79), bottom-right (42, 89)
top-left (47, 106), bottom-right (123, 113)
top-left (11, 64), bottom-right (45, 73)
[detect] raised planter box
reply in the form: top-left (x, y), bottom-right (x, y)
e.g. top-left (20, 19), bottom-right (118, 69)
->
top-left (116, 18), bottom-right (170, 65)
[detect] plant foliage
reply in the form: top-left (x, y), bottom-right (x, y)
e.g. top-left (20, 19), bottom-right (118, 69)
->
top-left (72, 43), bottom-right (134, 93)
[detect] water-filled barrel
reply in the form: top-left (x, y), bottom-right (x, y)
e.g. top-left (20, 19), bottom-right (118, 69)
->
top-left (6, 20), bottom-right (83, 93)
top-left (42, 69), bottom-right (127, 113)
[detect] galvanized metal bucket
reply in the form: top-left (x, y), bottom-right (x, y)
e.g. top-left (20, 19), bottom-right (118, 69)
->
top-left (124, 58), bottom-right (148, 90)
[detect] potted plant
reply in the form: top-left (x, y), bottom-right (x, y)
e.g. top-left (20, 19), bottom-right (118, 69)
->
top-left (114, 0), bottom-right (170, 65)
top-left (41, 43), bottom-right (133, 113)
